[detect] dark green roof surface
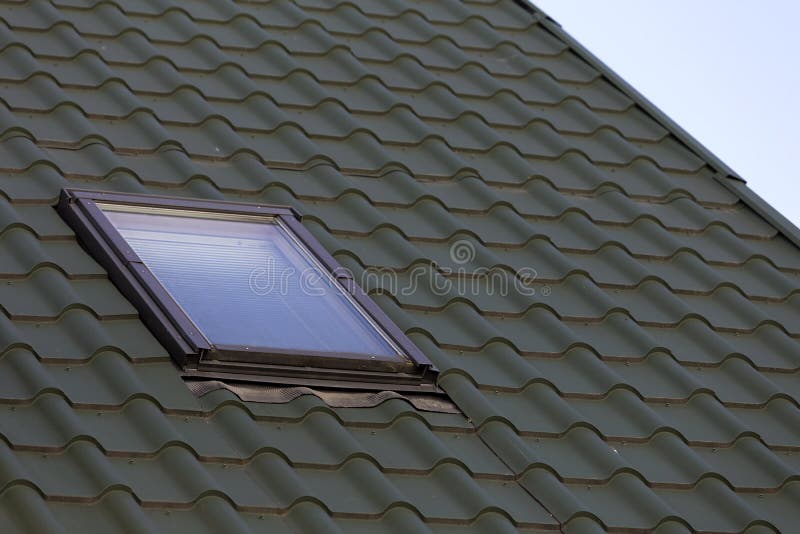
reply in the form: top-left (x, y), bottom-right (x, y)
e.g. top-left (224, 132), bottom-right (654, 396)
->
top-left (0, 0), bottom-right (799, 532)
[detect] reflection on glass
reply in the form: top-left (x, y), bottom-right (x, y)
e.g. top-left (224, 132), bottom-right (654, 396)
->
top-left (103, 208), bottom-right (400, 359)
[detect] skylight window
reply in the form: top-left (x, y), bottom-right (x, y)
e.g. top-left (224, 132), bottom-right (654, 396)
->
top-left (103, 207), bottom-right (400, 358)
top-left (57, 190), bottom-right (435, 390)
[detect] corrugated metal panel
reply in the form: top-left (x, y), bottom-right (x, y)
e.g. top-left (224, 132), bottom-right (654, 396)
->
top-left (0, 0), bottom-right (797, 531)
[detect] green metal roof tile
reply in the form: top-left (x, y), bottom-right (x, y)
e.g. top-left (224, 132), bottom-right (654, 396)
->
top-left (0, 397), bottom-right (220, 456)
top-left (0, 6), bottom-right (50, 29)
top-left (0, 0), bottom-right (798, 530)
top-left (559, 473), bottom-right (682, 530)
top-left (95, 493), bottom-right (248, 534)
top-left (2, 435), bottom-right (552, 524)
top-left (372, 269), bottom-right (800, 337)
top-left (759, 371), bottom-right (800, 406)
top-left (60, 4), bottom-right (134, 36)
top-left (0, 394), bottom-right (89, 451)
top-left (0, 350), bottom-right (62, 402)
top-left (653, 478), bottom-right (765, 532)
top-left (0, 200), bottom-right (71, 239)
top-left (304, 0), bottom-right (470, 25)
top-left (0, 485), bottom-right (66, 534)
top-left (0, 228), bottom-right (103, 278)
top-left (9, 440), bottom-right (124, 499)
top-left (0, 349), bottom-right (194, 411)
top-left (0, 310), bottom-right (169, 361)
top-left (605, 353), bottom-right (778, 405)
top-left (47, 355), bottom-right (201, 410)
top-left (304, 459), bottom-right (553, 525)
top-left (349, 415), bottom-right (511, 475)
top-left (520, 426), bottom-right (627, 481)
top-left (0, 267), bottom-right (136, 320)
top-left (739, 481), bottom-right (800, 534)
top-left (647, 320), bottom-right (800, 370)
top-left (434, 343), bottom-right (799, 411)
top-left (627, 434), bottom-right (795, 491)
top-left (0, 165), bottom-right (66, 203)
top-left (729, 398), bottom-right (800, 449)
top-left (319, 210), bottom-right (799, 274)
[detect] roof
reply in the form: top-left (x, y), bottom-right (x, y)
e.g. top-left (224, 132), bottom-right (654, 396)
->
top-left (0, 0), bottom-right (798, 532)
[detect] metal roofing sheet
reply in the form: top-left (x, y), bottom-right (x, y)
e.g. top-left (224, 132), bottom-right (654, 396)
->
top-left (0, 0), bottom-right (798, 532)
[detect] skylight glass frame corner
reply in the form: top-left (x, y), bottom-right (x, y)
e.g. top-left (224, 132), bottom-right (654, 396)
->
top-left (56, 189), bottom-right (437, 391)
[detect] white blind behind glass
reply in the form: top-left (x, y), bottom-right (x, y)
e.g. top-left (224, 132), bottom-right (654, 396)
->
top-left (103, 209), bottom-right (399, 359)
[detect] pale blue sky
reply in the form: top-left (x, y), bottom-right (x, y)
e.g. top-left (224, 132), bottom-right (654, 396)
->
top-left (533, 0), bottom-right (800, 228)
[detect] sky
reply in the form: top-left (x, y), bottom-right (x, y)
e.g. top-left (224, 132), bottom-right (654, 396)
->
top-left (532, 0), bottom-right (800, 228)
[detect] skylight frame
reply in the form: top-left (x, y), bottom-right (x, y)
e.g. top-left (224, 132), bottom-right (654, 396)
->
top-left (57, 189), bottom-right (437, 391)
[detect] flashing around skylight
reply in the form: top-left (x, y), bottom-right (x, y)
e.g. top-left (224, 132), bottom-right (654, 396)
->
top-left (57, 190), bottom-right (437, 391)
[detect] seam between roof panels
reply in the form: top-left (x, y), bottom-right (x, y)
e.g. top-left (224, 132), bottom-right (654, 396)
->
top-left (3, 19), bottom-right (566, 64)
top-left (0, 86), bottom-right (666, 147)
top-left (465, 420), bottom-right (562, 529)
top-left (0, 93), bottom-right (694, 173)
top-left (517, 1), bottom-right (800, 256)
top-left (3, 138), bottom-right (729, 209)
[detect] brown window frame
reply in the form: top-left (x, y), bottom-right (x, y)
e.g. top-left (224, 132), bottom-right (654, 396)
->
top-left (57, 189), bottom-right (438, 392)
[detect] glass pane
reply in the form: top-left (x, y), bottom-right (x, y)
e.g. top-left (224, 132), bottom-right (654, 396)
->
top-left (102, 208), bottom-right (401, 360)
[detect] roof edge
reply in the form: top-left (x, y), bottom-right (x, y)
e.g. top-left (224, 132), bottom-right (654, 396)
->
top-left (713, 175), bottom-right (800, 250)
top-left (517, 1), bottom-right (800, 251)
top-left (518, 0), bottom-right (742, 182)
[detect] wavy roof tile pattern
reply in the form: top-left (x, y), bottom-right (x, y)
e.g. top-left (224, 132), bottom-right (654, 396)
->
top-left (0, 0), bottom-right (798, 532)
